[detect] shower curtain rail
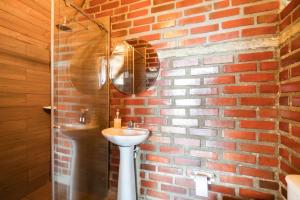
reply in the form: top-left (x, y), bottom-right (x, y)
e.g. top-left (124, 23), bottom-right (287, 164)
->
top-left (64, 0), bottom-right (108, 33)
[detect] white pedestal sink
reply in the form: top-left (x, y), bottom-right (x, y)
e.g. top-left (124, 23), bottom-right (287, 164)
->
top-left (102, 128), bottom-right (149, 200)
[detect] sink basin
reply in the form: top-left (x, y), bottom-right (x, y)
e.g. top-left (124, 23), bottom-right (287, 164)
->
top-left (102, 127), bottom-right (149, 147)
top-left (101, 127), bottom-right (149, 200)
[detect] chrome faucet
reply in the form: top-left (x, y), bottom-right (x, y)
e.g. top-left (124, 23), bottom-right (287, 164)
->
top-left (79, 109), bottom-right (89, 124)
top-left (128, 121), bottom-right (135, 128)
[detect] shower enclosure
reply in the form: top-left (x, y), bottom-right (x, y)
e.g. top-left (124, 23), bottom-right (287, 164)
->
top-left (51, 0), bottom-right (110, 199)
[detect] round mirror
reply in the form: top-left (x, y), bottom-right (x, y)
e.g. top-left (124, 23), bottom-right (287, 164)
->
top-left (110, 39), bottom-right (160, 95)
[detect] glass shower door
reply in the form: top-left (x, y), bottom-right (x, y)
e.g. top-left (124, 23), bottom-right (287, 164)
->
top-left (52, 0), bottom-right (109, 199)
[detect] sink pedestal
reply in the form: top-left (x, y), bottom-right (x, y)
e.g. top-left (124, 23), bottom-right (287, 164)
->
top-left (101, 128), bottom-right (150, 200)
top-left (118, 146), bottom-right (136, 200)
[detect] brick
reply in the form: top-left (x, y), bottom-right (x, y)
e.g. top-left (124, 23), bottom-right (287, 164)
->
top-left (129, 25), bottom-right (150, 34)
top-left (214, 0), bottom-right (229, 9)
top-left (124, 99), bottom-right (145, 105)
top-left (223, 130), bottom-right (256, 140)
top-left (259, 156), bottom-right (278, 167)
top-left (153, 0), bottom-right (173, 5)
top-left (244, 1), bottom-right (279, 14)
top-left (260, 84), bottom-right (278, 93)
top-left (206, 98), bottom-right (236, 106)
top-left (260, 180), bottom-right (279, 190)
top-left (281, 110), bottom-right (300, 122)
top-left (209, 8), bottom-right (240, 19)
top-left (134, 108), bottom-right (154, 115)
top-left (260, 61), bottom-right (278, 70)
top-left (172, 119), bottom-right (198, 127)
top-left (180, 37), bottom-right (206, 46)
top-left (240, 166), bottom-right (273, 179)
top-left (240, 143), bottom-right (275, 154)
top-left (160, 146), bottom-right (184, 154)
top-left (220, 175), bottom-right (253, 186)
top-left (175, 99), bottom-right (201, 106)
top-left (141, 180), bottom-right (157, 189)
top-left (291, 65), bottom-right (300, 77)
top-left (89, 0), bottom-right (106, 6)
top-left (204, 76), bottom-right (235, 85)
top-left (140, 144), bottom-right (156, 151)
top-left (175, 158), bottom-right (200, 167)
top-left (231, 0), bottom-right (260, 5)
top-left (152, 20), bottom-right (176, 30)
top-left (112, 21), bottom-right (132, 30)
top-left (101, 1), bottom-right (119, 10)
top-left (158, 166), bottom-right (183, 175)
top-left (161, 184), bottom-right (186, 194)
top-left (189, 128), bottom-right (217, 137)
top-left (190, 150), bottom-right (218, 159)
top-left (240, 120), bottom-right (275, 130)
top-left (281, 81), bottom-right (300, 93)
top-left (240, 73), bottom-right (274, 82)
top-left (240, 188), bottom-right (274, 199)
top-left (161, 109), bottom-right (185, 116)
top-left (129, 0), bottom-right (151, 11)
top-left (145, 117), bottom-right (167, 125)
top-left (242, 26), bottom-right (277, 37)
top-left (147, 189), bottom-right (169, 200)
top-left (209, 31), bottom-right (239, 42)
top-left (139, 33), bottom-right (160, 41)
top-left (210, 185), bottom-right (235, 195)
top-left (257, 14), bottom-right (278, 24)
top-left (127, 9), bottom-right (148, 19)
top-left (179, 15), bottom-right (205, 26)
top-left (191, 24), bottom-right (219, 34)
top-left (164, 29), bottom-right (188, 39)
top-left (146, 154), bottom-right (170, 163)
top-left (190, 88), bottom-right (218, 95)
top-left (176, 0), bottom-right (203, 8)
top-left (224, 109), bottom-right (256, 118)
top-left (158, 12), bottom-right (182, 22)
top-left (259, 108), bottom-right (278, 118)
top-left (239, 52), bottom-right (273, 62)
top-left (292, 126), bottom-right (300, 138)
top-left (291, 35), bottom-right (300, 51)
top-left (292, 97), bottom-right (300, 107)
top-left (281, 51), bottom-right (300, 67)
top-left (224, 63), bottom-right (257, 73)
top-left (149, 173), bottom-right (173, 184)
top-left (203, 55), bottom-right (233, 64)
top-left (205, 120), bottom-right (234, 128)
top-left (161, 126), bottom-right (186, 134)
top-left (222, 18), bottom-right (254, 29)
top-left (206, 140), bottom-right (236, 150)
top-left (224, 152), bottom-right (256, 164)
top-left (174, 138), bottom-right (200, 146)
top-left (151, 3), bottom-right (174, 13)
top-left (148, 98), bottom-right (171, 105)
top-left (190, 108), bottom-right (218, 116)
top-left (223, 85), bottom-right (256, 94)
top-left (173, 57), bottom-right (198, 67)
top-left (184, 5), bottom-right (212, 16)
top-left (241, 97), bottom-right (274, 106)
top-left (175, 177), bottom-right (195, 188)
top-left (191, 67), bottom-right (219, 75)
top-left (133, 17), bottom-right (155, 26)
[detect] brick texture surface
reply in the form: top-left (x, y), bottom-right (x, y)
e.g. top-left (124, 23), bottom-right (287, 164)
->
top-left (80, 0), bottom-right (300, 199)
top-left (278, 1), bottom-right (300, 199)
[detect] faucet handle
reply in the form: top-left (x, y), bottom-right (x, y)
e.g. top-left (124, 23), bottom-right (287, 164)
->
top-left (128, 121), bottom-right (134, 128)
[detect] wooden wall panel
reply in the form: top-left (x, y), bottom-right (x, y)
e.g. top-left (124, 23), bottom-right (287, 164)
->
top-left (0, 0), bottom-right (51, 199)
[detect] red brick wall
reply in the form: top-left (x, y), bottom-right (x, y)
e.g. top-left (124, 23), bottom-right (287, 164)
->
top-left (86, 0), bottom-right (283, 199)
top-left (278, 0), bottom-right (300, 199)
